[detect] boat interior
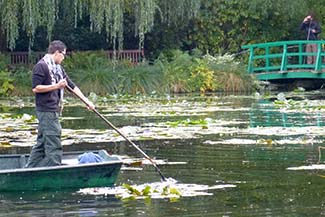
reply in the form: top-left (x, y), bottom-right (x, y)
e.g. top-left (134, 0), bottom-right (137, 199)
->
top-left (0, 150), bottom-right (119, 170)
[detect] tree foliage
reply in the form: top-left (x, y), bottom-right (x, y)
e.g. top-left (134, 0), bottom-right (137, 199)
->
top-left (1, 0), bottom-right (324, 57)
top-left (0, 0), bottom-right (201, 50)
top-left (142, 0), bottom-right (323, 58)
top-left (189, 0), bottom-right (308, 55)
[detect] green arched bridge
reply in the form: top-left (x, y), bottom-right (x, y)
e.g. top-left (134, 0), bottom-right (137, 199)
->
top-left (241, 40), bottom-right (325, 80)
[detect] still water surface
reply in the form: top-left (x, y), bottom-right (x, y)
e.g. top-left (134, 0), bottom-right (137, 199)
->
top-left (1, 94), bottom-right (325, 216)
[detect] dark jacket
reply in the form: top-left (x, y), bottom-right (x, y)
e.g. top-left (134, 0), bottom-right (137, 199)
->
top-left (300, 20), bottom-right (321, 40)
top-left (32, 59), bottom-right (75, 112)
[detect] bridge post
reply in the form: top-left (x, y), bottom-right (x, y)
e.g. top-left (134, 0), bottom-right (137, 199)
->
top-left (280, 44), bottom-right (287, 72)
top-left (315, 43), bottom-right (322, 72)
top-left (265, 47), bottom-right (270, 72)
top-left (247, 47), bottom-right (254, 73)
top-left (298, 43), bottom-right (303, 65)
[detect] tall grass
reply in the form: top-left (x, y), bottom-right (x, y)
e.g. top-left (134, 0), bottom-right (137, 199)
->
top-left (63, 51), bottom-right (163, 95)
top-left (155, 50), bottom-right (195, 93)
top-left (204, 53), bottom-right (255, 92)
top-left (6, 50), bottom-right (256, 96)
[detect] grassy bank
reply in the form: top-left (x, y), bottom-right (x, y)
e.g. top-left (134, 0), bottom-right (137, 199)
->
top-left (0, 50), bottom-right (257, 97)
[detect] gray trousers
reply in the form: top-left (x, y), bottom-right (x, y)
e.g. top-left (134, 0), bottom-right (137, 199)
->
top-left (306, 43), bottom-right (317, 64)
top-left (26, 111), bottom-right (62, 168)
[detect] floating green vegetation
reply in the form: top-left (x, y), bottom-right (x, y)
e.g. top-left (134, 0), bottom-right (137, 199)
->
top-left (166, 118), bottom-right (208, 127)
top-left (0, 141), bottom-right (11, 147)
top-left (138, 136), bottom-right (154, 140)
top-left (270, 91), bottom-right (325, 112)
top-left (112, 183), bottom-right (182, 201)
top-left (79, 182), bottom-right (236, 200)
top-left (121, 183), bottom-right (177, 198)
top-left (0, 113), bottom-right (36, 123)
top-left (273, 99), bottom-right (324, 112)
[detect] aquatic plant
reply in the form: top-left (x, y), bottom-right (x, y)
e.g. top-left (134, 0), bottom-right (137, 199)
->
top-left (116, 183), bottom-right (181, 200)
top-left (166, 118), bottom-right (208, 127)
top-left (79, 182), bottom-right (236, 200)
top-left (273, 99), bottom-right (317, 111)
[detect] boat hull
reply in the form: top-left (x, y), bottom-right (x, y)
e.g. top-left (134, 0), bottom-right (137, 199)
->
top-left (0, 150), bottom-right (122, 191)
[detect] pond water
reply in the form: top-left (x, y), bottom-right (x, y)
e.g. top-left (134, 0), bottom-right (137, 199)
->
top-left (1, 92), bottom-right (325, 216)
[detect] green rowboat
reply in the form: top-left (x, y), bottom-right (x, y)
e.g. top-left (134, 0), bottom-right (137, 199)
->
top-left (0, 150), bottom-right (122, 191)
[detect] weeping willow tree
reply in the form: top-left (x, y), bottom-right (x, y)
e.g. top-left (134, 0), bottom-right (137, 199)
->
top-left (0, 0), bottom-right (202, 51)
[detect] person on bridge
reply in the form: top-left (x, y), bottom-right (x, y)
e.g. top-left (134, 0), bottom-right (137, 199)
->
top-left (300, 13), bottom-right (321, 64)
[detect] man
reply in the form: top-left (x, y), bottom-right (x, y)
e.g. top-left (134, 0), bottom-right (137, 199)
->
top-left (26, 40), bottom-right (95, 168)
top-left (300, 14), bottom-right (321, 64)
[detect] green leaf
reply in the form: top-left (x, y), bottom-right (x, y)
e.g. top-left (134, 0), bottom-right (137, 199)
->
top-left (142, 186), bottom-right (151, 196)
top-left (122, 183), bottom-right (142, 196)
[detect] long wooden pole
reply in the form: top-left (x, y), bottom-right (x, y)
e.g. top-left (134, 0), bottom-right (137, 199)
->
top-left (66, 85), bottom-right (167, 181)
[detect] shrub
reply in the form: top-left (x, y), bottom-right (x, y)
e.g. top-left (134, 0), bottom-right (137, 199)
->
top-left (5, 50), bottom-right (256, 96)
top-left (188, 62), bottom-right (217, 92)
top-left (157, 50), bottom-right (255, 93)
top-left (0, 53), bottom-right (9, 71)
top-left (203, 53), bottom-right (255, 92)
top-left (0, 70), bottom-right (14, 96)
top-left (156, 50), bottom-right (195, 93)
top-left (10, 67), bottom-right (32, 96)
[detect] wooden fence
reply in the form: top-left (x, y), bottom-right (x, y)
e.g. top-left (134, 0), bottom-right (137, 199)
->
top-left (7, 49), bottom-right (145, 65)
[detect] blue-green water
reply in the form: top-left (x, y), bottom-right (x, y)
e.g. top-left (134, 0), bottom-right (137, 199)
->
top-left (1, 94), bottom-right (325, 216)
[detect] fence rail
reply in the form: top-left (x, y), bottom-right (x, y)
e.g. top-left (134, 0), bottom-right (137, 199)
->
top-left (7, 49), bottom-right (145, 65)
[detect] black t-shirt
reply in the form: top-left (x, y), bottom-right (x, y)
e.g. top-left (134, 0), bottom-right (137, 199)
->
top-left (32, 60), bottom-right (76, 112)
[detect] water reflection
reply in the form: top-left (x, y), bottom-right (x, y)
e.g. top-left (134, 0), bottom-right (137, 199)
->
top-left (250, 99), bottom-right (325, 127)
top-left (1, 94), bottom-right (325, 216)
top-left (1, 137), bottom-right (324, 216)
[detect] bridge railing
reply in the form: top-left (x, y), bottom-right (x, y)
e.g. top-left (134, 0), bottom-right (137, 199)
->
top-left (241, 40), bottom-right (325, 74)
top-left (7, 49), bottom-right (145, 66)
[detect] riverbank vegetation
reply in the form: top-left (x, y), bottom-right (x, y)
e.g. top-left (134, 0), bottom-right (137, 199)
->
top-left (0, 50), bottom-right (255, 96)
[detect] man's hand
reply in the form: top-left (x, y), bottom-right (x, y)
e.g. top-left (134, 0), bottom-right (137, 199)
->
top-left (68, 85), bottom-right (96, 111)
top-left (85, 99), bottom-right (95, 111)
top-left (57, 79), bottom-right (67, 89)
top-left (304, 16), bottom-right (312, 23)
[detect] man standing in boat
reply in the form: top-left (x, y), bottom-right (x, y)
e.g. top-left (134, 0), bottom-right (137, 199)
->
top-left (26, 40), bottom-right (95, 168)
top-left (300, 13), bottom-right (321, 64)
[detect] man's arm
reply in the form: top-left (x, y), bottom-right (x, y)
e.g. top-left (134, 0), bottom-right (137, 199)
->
top-left (61, 67), bottom-right (95, 110)
top-left (32, 79), bottom-right (67, 93)
top-left (71, 86), bottom-right (95, 110)
top-left (314, 22), bottom-right (321, 34)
